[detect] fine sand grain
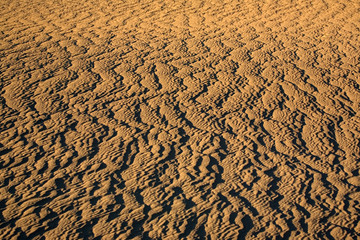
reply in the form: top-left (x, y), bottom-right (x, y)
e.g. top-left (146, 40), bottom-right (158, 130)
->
top-left (1, 0), bottom-right (360, 239)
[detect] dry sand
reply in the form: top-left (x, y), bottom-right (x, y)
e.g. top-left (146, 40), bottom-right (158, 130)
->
top-left (1, 0), bottom-right (360, 239)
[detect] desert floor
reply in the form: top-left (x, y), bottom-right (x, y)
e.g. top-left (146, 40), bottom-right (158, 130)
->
top-left (1, 0), bottom-right (360, 239)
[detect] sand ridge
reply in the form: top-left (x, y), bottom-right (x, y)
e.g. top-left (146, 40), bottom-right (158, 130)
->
top-left (1, 0), bottom-right (360, 239)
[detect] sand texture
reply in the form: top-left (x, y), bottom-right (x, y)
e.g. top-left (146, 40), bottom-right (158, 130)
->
top-left (1, 0), bottom-right (360, 239)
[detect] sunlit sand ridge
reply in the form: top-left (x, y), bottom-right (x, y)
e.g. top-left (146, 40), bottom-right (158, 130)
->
top-left (1, 0), bottom-right (360, 239)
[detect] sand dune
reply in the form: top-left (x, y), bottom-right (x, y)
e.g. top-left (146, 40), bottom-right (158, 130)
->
top-left (1, 0), bottom-right (360, 239)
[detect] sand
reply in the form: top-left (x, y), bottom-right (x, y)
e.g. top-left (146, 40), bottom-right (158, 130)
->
top-left (1, 0), bottom-right (360, 239)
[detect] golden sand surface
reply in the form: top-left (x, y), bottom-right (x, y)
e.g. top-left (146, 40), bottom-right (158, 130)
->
top-left (1, 0), bottom-right (360, 239)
